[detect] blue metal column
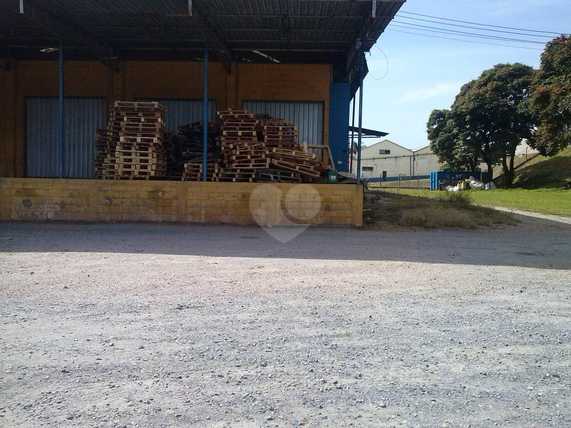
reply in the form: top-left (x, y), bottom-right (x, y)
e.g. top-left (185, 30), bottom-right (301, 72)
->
top-left (328, 82), bottom-right (350, 171)
top-left (202, 47), bottom-right (209, 181)
top-left (350, 96), bottom-right (356, 174)
top-left (356, 65), bottom-right (364, 182)
top-left (58, 40), bottom-right (65, 177)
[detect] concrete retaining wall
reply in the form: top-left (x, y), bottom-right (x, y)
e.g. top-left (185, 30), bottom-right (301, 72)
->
top-left (0, 179), bottom-right (363, 226)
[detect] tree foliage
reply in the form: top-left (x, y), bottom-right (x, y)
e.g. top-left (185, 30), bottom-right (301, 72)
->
top-left (428, 63), bottom-right (536, 185)
top-left (530, 35), bottom-right (571, 156)
top-left (427, 109), bottom-right (478, 171)
top-left (453, 63), bottom-right (536, 185)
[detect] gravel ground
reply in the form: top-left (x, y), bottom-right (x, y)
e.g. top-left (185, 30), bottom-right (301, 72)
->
top-left (1, 219), bottom-right (570, 427)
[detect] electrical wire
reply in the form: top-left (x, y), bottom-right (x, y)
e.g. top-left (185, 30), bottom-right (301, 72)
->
top-left (399, 11), bottom-right (566, 36)
top-left (392, 22), bottom-right (548, 45)
top-left (389, 29), bottom-right (544, 51)
top-left (396, 15), bottom-right (554, 39)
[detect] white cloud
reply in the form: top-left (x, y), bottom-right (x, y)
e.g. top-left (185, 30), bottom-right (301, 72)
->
top-left (399, 82), bottom-right (461, 104)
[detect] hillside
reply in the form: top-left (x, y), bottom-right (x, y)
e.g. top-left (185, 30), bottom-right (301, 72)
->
top-left (513, 147), bottom-right (571, 189)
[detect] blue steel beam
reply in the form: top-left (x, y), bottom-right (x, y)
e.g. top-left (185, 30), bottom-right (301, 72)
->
top-left (356, 59), bottom-right (364, 182)
top-left (350, 96), bottom-right (355, 173)
top-left (58, 40), bottom-right (65, 178)
top-left (202, 47), bottom-right (209, 181)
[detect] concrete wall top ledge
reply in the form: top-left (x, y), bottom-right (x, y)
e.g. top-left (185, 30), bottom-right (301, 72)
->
top-left (0, 178), bottom-right (364, 227)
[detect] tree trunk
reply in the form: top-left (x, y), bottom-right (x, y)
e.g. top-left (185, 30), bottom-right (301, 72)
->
top-left (501, 156), bottom-right (510, 187)
top-left (485, 161), bottom-right (493, 182)
top-left (502, 151), bottom-right (517, 187)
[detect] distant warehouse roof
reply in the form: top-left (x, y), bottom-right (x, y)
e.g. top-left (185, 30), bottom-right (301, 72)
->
top-left (1, 0), bottom-right (404, 67)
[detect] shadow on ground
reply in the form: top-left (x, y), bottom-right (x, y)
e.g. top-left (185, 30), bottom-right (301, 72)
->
top-left (0, 219), bottom-right (569, 270)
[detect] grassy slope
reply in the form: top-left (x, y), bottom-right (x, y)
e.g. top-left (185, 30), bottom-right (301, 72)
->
top-left (384, 149), bottom-right (571, 217)
top-left (388, 188), bottom-right (571, 217)
top-left (469, 189), bottom-right (571, 216)
top-left (366, 191), bottom-right (515, 229)
top-left (513, 147), bottom-right (571, 188)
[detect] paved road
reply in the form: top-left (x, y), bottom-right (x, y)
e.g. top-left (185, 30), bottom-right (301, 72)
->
top-left (491, 206), bottom-right (571, 226)
top-left (1, 220), bottom-right (570, 427)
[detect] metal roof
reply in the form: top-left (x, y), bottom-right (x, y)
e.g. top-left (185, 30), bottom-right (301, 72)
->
top-left (1, 0), bottom-right (404, 65)
top-left (349, 126), bottom-right (388, 138)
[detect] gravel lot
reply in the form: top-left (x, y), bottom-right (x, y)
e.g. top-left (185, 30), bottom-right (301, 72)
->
top-left (1, 219), bottom-right (570, 427)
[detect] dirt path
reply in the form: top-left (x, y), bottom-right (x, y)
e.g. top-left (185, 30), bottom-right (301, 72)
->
top-left (1, 221), bottom-right (570, 427)
top-left (490, 206), bottom-right (571, 225)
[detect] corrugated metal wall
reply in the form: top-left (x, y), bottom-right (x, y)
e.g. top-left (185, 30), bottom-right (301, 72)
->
top-left (26, 97), bottom-right (106, 178)
top-left (243, 101), bottom-right (323, 146)
top-left (152, 99), bottom-right (216, 132)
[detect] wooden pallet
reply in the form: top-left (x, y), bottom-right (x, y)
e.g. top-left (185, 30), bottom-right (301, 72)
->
top-left (95, 100), bottom-right (168, 181)
top-left (222, 130), bottom-right (257, 137)
top-left (269, 147), bottom-right (316, 159)
top-left (228, 154), bottom-right (268, 161)
top-left (255, 169), bottom-right (302, 182)
top-left (270, 159), bottom-right (321, 178)
top-left (181, 160), bottom-right (221, 181)
top-left (119, 136), bottom-right (163, 143)
top-left (114, 101), bottom-right (165, 110)
top-left (218, 110), bottom-right (256, 120)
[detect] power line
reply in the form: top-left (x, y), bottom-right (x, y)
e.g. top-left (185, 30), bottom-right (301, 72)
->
top-left (392, 21), bottom-right (548, 45)
top-left (389, 29), bottom-right (544, 51)
top-left (397, 15), bottom-right (554, 39)
top-left (399, 11), bottom-right (566, 36)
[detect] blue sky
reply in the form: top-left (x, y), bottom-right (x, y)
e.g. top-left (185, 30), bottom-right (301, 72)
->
top-left (363, 0), bottom-right (571, 149)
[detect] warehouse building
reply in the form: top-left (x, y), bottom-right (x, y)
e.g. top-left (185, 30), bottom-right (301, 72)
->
top-left (0, 0), bottom-right (404, 225)
top-left (355, 140), bottom-right (442, 180)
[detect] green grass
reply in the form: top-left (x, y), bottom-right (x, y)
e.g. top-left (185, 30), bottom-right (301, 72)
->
top-left (384, 147), bottom-right (571, 217)
top-left (514, 147), bottom-right (571, 189)
top-left (387, 188), bottom-right (571, 217)
top-left (365, 190), bottom-right (516, 229)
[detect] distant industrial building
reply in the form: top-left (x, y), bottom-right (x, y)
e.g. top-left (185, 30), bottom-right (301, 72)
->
top-left (354, 140), bottom-right (442, 179)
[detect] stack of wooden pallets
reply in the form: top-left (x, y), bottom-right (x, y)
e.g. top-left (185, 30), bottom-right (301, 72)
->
top-left (167, 122), bottom-right (219, 177)
top-left (212, 109), bottom-right (324, 182)
top-left (217, 109), bottom-right (267, 182)
top-left (260, 118), bottom-right (299, 148)
top-left (111, 101), bottom-right (167, 179)
top-left (267, 147), bottom-right (322, 179)
top-left (181, 160), bottom-right (221, 181)
top-left (94, 128), bottom-right (114, 179)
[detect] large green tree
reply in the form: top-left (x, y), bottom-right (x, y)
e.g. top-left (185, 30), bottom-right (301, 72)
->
top-left (530, 35), bottom-right (571, 156)
top-left (427, 109), bottom-right (479, 172)
top-left (452, 63), bottom-right (536, 186)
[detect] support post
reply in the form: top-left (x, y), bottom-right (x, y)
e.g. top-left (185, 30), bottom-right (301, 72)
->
top-left (202, 47), bottom-right (209, 181)
top-left (356, 63), bottom-right (364, 183)
top-left (58, 40), bottom-right (65, 178)
top-left (349, 96), bottom-right (356, 174)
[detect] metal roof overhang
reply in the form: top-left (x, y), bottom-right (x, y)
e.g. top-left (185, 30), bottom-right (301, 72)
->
top-left (349, 126), bottom-right (388, 138)
top-left (1, 0), bottom-right (404, 75)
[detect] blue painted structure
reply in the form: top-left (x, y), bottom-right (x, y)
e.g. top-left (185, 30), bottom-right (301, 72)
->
top-left (430, 171), bottom-right (491, 191)
top-left (202, 47), bottom-right (209, 181)
top-left (58, 41), bottom-right (65, 178)
top-left (356, 74), bottom-right (364, 182)
top-left (365, 175), bottom-right (429, 183)
top-left (328, 82), bottom-right (350, 172)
